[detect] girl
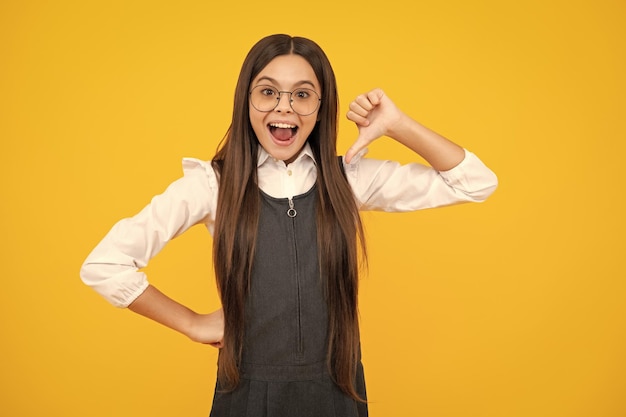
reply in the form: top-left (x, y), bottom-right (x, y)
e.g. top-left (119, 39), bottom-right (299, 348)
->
top-left (81, 34), bottom-right (498, 417)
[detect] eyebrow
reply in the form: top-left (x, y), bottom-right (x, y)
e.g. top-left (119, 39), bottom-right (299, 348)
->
top-left (254, 76), bottom-right (317, 89)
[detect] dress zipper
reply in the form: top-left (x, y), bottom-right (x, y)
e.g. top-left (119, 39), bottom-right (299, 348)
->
top-left (287, 197), bottom-right (297, 218)
top-left (288, 197), bottom-right (303, 359)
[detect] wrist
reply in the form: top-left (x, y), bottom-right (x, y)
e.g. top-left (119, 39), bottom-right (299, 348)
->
top-left (387, 112), bottom-right (416, 143)
top-left (183, 311), bottom-right (201, 340)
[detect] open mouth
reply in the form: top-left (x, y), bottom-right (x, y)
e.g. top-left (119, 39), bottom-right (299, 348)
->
top-left (269, 122), bottom-right (298, 142)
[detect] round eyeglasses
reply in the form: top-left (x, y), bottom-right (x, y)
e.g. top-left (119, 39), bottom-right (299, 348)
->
top-left (249, 85), bottom-right (321, 116)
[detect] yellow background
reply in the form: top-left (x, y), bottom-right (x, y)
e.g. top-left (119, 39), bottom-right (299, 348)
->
top-left (1, 0), bottom-right (625, 416)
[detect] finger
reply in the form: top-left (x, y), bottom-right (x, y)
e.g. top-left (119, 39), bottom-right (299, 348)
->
top-left (346, 110), bottom-right (370, 126)
top-left (345, 138), bottom-right (367, 164)
top-left (344, 147), bottom-right (357, 165)
top-left (366, 88), bottom-right (385, 106)
top-left (355, 93), bottom-right (375, 111)
top-left (349, 100), bottom-right (370, 118)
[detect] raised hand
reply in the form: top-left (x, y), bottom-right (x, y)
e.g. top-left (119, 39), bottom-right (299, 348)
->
top-left (344, 88), bottom-right (404, 164)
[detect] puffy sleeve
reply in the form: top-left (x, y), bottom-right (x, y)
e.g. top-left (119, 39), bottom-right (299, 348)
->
top-left (79, 158), bottom-right (219, 307)
top-left (343, 148), bottom-right (498, 212)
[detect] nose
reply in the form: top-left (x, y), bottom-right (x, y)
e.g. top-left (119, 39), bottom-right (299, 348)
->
top-left (275, 91), bottom-right (292, 113)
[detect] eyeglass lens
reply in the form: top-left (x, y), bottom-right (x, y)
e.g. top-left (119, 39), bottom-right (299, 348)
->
top-left (250, 85), bottom-right (321, 116)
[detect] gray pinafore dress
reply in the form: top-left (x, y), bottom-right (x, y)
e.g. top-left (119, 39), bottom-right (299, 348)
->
top-left (209, 185), bottom-right (368, 417)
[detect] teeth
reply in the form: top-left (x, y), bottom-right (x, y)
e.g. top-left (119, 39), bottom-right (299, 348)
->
top-left (269, 122), bottom-right (296, 129)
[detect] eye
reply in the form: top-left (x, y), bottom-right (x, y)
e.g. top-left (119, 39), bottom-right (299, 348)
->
top-left (259, 87), bottom-right (277, 97)
top-left (293, 89), bottom-right (311, 100)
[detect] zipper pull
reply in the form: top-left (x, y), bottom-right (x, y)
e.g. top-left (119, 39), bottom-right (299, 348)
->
top-left (287, 197), bottom-right (297, 218)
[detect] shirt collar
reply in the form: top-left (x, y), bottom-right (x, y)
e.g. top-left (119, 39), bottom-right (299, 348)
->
top-left (257, 142), bottom-right (317, 168)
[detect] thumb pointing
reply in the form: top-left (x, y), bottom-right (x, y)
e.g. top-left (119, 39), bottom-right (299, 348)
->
top-left (345, 136), bottom-right (366, 164)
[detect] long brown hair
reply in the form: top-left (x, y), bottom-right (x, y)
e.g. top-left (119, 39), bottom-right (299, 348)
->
top-left (212, 34), bottom-right (366, 401)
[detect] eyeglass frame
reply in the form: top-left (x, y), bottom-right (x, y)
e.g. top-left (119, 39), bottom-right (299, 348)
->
top-left (249, 85), bottom-right (322, 116)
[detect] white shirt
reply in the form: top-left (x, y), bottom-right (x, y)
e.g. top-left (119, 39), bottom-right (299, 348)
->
top-left (80, 144), bottom-right (498, 307)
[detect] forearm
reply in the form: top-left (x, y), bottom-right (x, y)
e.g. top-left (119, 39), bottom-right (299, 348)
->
top-left (389, 113), bottom-right (465, 172)
top-left (128, 285), bottom-right (196, 337)
top-left (128, 285), bottom-right (224, 346)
